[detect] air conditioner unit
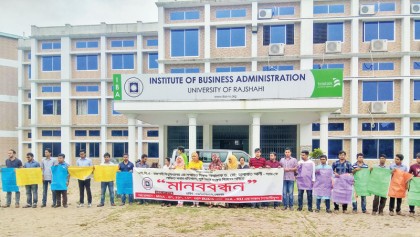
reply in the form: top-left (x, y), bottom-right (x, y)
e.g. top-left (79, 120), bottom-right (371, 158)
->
top-left (371, 102), bottom-right (387, 114)
top-left (360, 5), bottom-right (375, 15)
top-left (268, 43), bottom-right (285, 56)
top-left (412, 4), bottom-right (420, 13)
top-left (258, 9), bottom-right (273, 19)
top-left (325, 41), bottom-right (342, 53)
top-left (370, 39), bottom-right (388, 52)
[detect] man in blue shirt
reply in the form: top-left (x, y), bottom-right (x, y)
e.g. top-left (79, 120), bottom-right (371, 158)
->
top-left (118, 153), bottom-right (134, 205)
top-left (331, 150), bottom-right (353, 214)
top-left (3, 149), bottom-right (22, 208)
top-left (76, 149), bottom-right (93, 208)
top-left (23, 152), bottom-right (40, 208)
top-left (352, 153), bottom-right (369, 214)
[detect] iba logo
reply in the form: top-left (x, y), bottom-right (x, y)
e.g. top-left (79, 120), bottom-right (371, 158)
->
top-left (142, 177), bottom-right (153, 190)
top-left (332, 77), bottom-right (341, 87)
top-left (124, 77), bottom-right (144, 98)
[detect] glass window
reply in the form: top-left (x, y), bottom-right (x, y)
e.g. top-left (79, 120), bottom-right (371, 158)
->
top-left (171, 29), bottom-right (199, 57)
top-left (76, 99), bottom-right (99, 115)
top-left (376, 2), bottom-right (395, 12)
top-left (414, 81), bottom-right (420, 101)
top-left (148, 53), bottom-right (158, 69)
top-left (76, 41), bottom-right (98, 48)
top-left (111, 40), bottom-right (134, 47)
top-left (42, 42), bottom-right (61, 50)
top-left (362, 81), bottom-right (393, 101)
top-left (111, 130), bottom-right (128, 136)
top-left (185, 11), bottom-right (199, 19)
top-left (28, 65), bottom-right (31, 79)
top-left (362, 139), bottom-right (394, 159)
top-left (111, 54), bottom-right (134, 70)
top-left (75, 130), bottom-right (87, 136)
top-left (170, 68), bottom-right (200, 73)
top-left (362, 62), bottom-right (394, 71)
top-left (28, 132), bottom-right (31, 138)
top-left (263, 24), bottom-right (294, 45)
top-left (329, 4), bottom-right (345, 13)
top-left (216, 9), bottom-right (246, 18)
top-left (76, 55), bottom-right (98, 70)
top-left (217, 27), bottom-right (245, 47)
top-left (170, 11), bottom-right (199, 20)
top-left (42, 143), bottom-right (61, 157)
top-left (42, 86), bottom-right (61, 93)
top-left (28, 53), bottom-right (31, 60)
top-left (147, 130), bottom-right (159, 137)
top-left (278, 6), bottom-right (295, 15)
top-left (89, 143), bottom-right (100, 158)
top-left (363, 21), bottom-right (394, 41)
top-left (263, 65), bottom-right (294, 71)
top-left (146, 39), bottom-right (158, 46)
top-left (313, 63), bottom-right (344, 69)
top-left (112, 142), bottom-right (128, 158)
top-left (148, 143), bottom-right (159, 157)
top-left (75, 143), bottom-right (86, 156)
top-left (42, 56), bottom-right (61, 71)
top-left (312, 123), bottom-right (320, 131)
top-left (89, 130), bottom-right (100, 136)
top-left (216, 66), bottom-right (246, 72)
top-left (415, 21), bottom-right (420, 40)
top-left (314, 5), bottom-right (328, 14)
top-left (414, 62), bottom-right (420, 70)
top-left (170, 11), bottom-right (184, 20)
top-left (313, 23), bottom-right (344, 43)
top-left (414, 139), bottom-right (420, 158)
top-left (414, 123), bottom-right (420, 131)
top-left (328, 123), bottom-right (344, 131)
top-left (43, 100), bottom-right (61, 115)
top-left (311, 139), bottom-right (343, 159)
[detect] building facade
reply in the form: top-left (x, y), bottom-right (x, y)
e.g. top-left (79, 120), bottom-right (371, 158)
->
top-left (18, 0), bottom-right (420, 166)
top-left (0, 32), bottom-right (19, 164)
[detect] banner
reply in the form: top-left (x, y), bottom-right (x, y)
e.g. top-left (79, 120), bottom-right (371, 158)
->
top-left (51, 166), bottom-right (68, 191)
top-left (296, 163), bottom-right (314, 190)
top-left (1, 168), bottom-right (19, 192)
top-left (68, 167), bottom-right (94, 180)
top-left (367, 167), bottom-right (391, 198)
top-left (408, 178), bottom-right (420, 207)
top-left (313, 168), bottom-right (333, 197)
top-left (113, 69), bottom-right (343, 101)
top-left (93, 165), bottom-right (119, 182)
top-left (15, 168), bottom-right (42, 186)
top-left (388, 169), bottom-right (413, 198)
top-left (353, 168), bottom-right (371, 196)
top-left (132, 168), bottom-right (284, 203)
top-left (331, 174), bottom-right (353, 204)
top-left (116, 172), bottom-right (133, 195)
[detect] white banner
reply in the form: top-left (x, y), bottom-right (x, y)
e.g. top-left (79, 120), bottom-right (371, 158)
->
top-left (133, 168), bottom-right (284, 203)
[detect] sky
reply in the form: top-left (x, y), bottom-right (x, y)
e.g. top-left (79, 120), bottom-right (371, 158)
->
top-left (0, 0), bottom-right (158, 37)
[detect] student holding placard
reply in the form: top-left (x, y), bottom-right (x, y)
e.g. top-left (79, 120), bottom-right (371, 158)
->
top-left (2, 149), bottom-right (22, 208)
top-left (52, 153), bottom-right (70, 208)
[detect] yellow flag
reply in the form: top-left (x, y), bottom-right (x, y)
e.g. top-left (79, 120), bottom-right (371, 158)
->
top-left (15, 168), bottom-right (42, 186)
top-left (68, 166), bottom-right (94, 180)
top-left (93, 165), bottom-right (119, 182)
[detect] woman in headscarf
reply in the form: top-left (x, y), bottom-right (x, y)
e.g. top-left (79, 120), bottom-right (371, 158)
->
top-left (174, 156), bottom-right (185, 207)
top-left (188, 152), bottom-right (203, 207)
top-left (225, 155), bottom-right (239, 208)
top-left (208, 153), bottom-right (224, 208)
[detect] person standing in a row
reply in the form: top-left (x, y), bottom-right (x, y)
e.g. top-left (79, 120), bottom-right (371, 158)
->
top-left (23, 152), bottom-right (40, 208)
top-left (2, 149), bottom-right (22, 208)
top-left (41, 148), bottom-right (57, 207)
top-left (76, 150), bottom-right (93, 208)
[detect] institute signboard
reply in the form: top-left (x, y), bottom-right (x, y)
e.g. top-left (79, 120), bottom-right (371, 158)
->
top-left (113, 69), bottom-right (343, 101)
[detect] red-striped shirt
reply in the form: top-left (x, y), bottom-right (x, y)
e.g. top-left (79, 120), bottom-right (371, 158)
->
top-left (249, 157), bottom-right (266, 168)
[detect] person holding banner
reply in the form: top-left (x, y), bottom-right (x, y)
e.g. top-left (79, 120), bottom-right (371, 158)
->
top-left (40, 148), bottom-right (57, 208)
top-left (174, 156), bottom-right (186, 207)
top-left (177, 146), bottom-right (189, 169)
top-left (22, 152), bottom-right (40, 208)
top-left (2, 149), bottom-right (22, 208)
top-left (161, 157), bottom-right (174, 207)
top-left (118, 153), bottom-right (134, 206)
top-left (297, 150), bottom-right (315, 212)
top-left (189, 152), bottom-right (203, 208)
top-left (389, 154), bottom-right (409, 216)
top-left (53, 153), bottom-right (70, 208)
top-left (352, 153), bottom-right (369, 214)
top-left (371, 154), bottom-right (388, 216)
top-left (136, 154), bottom-right (150, 206)
top-left (332, 150), bottom-right (353, 214)
top-left (314, 155), bottom-right (333, 213)
top-left (280, 148), bottom-right (298, 211)
top-left (97, 152), bottom-right (116, 207)
top-left (408, 153), bottom-right (420, 217)
top-left (250, 148), bottom-right (266, 209)
top-left (265, 152), bottom-right (281, 209)
top-left (238, 157), bottom-right (249, 169)
top-left (76, 149), bottom-right (93, 208)
top-left (208, 153), bottom-right (224, 208)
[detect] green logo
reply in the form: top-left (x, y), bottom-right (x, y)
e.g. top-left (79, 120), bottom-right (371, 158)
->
top-left (310, 69), bottom-right (343, 98)
top-left (113, 74), bottom-right (122, 100)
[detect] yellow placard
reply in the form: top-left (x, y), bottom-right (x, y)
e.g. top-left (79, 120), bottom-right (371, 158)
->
top-left (93, 165), bottom-right (119, 182)
top-left (68, 166), bottom-right (94, 180)
top-left (15, 168), bottom-right (42, 186)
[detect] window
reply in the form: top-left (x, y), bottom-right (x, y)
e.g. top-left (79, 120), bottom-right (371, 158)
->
top-left (111, 54), bottom-right (134, 69)
top-left (413, 123), bottom-right (420, 131)
top-left (42, 130), bottom-right (61, 136)
top-left (362, 81), bottom-right (393, 101)
top-left (414, 139), bottom-right (420, 158)
top-left (41, 86), bottom-right (61, 93)
top-left (75, 85), bottom-right (99, 92)
top-left (414, 81), bottom-right (420, 101)
top-left (89, 143), bottom-right (100, 158)
top-left (363, 21), bottom-right (394, 41)
top-left (42, 56), bottom-right (61, 71)
top-left (111, 40), bottom-right (134, 47)
top-left (147, 130), bottom-right (159, 137)
top-left (146, 39), bottom-right (158, 46)
top-left (216, 9), bottom-right (246, 18)
top-left (313, 22), bottom-right (344, 43)
top-left (314, 4), bottom-right (344, 14)
top-left (415, 21), bottom-right (420, 40)
top-left (28, 65), bottom-right (31, 79)
top-left (215, 66), bottom-right (246, 72)
top-left (312, 123), bottom-right (320, 131)
top-left (112, 142), bottom-right (128, 158)
top-left (28, 105), bottom-right (31, 119)
top-left (362, 139), bottom-right (394, 159)
top-left (89, 130), bottom-right (100, 136)
top-left (28, 132), bottom-right (32, 138)
top-left (374, 2), bottom-right (396, 12)
top-left (148, 53), bottom-right (158, 69)
top-left (362, 122), bottom-right (395, 131)
top-left (76, 99), bottom-right (99, 115)
top-left (148, 143), bottom-right (159, 157)
top-left (28, 53), bottom-right (31, 60)
top-left (170, 11), bottom-right (200, 20)
top-left (75, 130), bottom-right (87, 136)
top-left (111, 130), bottom-right (128, 136)
top-left (28, 93), bottom-right (31, 99)
top-left (43, 100), bottom-right (61, 115)
top-left (328, 123), bottom-right (344, 131)
top-left (272, 6), bottom-right (295, 16)
top-left (217, 27), bottom-right (245, 48)
top-left (171, 29), bottom-right (199, 57)
top-left (75, 143), bottom-right (86, 156)
top-left (263, 65), bottom-right (294, 71)
top-left (362, 62), bottom-right (394, 71)
top-left (311, 139), bottom-right (343, 159)
top-left (170, 68), bottom-right (200, 73)
top-left (42, 42), bottom-right (61, 50)
top-left (313, 63), bottom-right (344, 69)
top-left (76, 55), bottom-right (98, 70)
top-left (263, 25), bottom-right (294, 45)
top-left (42, 143), bottom-right (61, 157)
top-left (76, 41), bottom-right (99, 48)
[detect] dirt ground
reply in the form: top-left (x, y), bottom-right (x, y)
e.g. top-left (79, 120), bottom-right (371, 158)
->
top-left (0, 179), bottom-right (419, 237)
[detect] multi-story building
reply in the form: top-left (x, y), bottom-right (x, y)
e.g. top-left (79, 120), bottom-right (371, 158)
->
top-left (18, 0), bottom-right (420, 167)
top-left (0, 32), bottom-right (20, 164)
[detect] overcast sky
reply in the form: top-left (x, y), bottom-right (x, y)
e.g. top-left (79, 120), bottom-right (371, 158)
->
top-left (0, 0), bottom-right (158, 37)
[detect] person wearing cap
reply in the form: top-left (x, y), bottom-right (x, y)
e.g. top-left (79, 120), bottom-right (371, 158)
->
top-left (249, 148), bottom-right (266, 208)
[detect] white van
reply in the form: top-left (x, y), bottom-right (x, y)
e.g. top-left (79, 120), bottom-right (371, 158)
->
top-left (171, 149), bottom-right (251, 170)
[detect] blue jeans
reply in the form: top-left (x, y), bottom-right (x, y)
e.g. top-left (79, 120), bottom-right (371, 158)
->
top-left (25, 184), bottom-right (38, 205)
top-left (298, 189), bottom-right (313, 210)
top-left (283, 180), bottom-right (295, 208)
top-left (6, 191), bottom-right (20, 206)
top-left (100, 182), bottom-right (115, 205)
top-left (316, 198), bottom-right (331, 211)
top-left (352, 196), bottom-right (367, 212)
top-left (42, 180), bottom-right (56, 205)
top-left (121, 194), bottom-right (133, 204)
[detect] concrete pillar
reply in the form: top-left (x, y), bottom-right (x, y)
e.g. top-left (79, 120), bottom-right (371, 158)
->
top-left (320, 112), bottom-right (329, 158)
top-left (60, 36), bottom-right (71, 163)
top-left (30, 38), bottom-right (38, 158)
top-left (188, 114), bottom-right (197, 160)
top-left (128, 115), bottom-right (137, 163)
top-left (158, 125), bottom-right (166, 167)
top-left (202, 124), bottom-right (212, 149)
top-left (299, 123), bottom-right (312, 153)
top-left (251, 113), bottom-right (261, 156)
